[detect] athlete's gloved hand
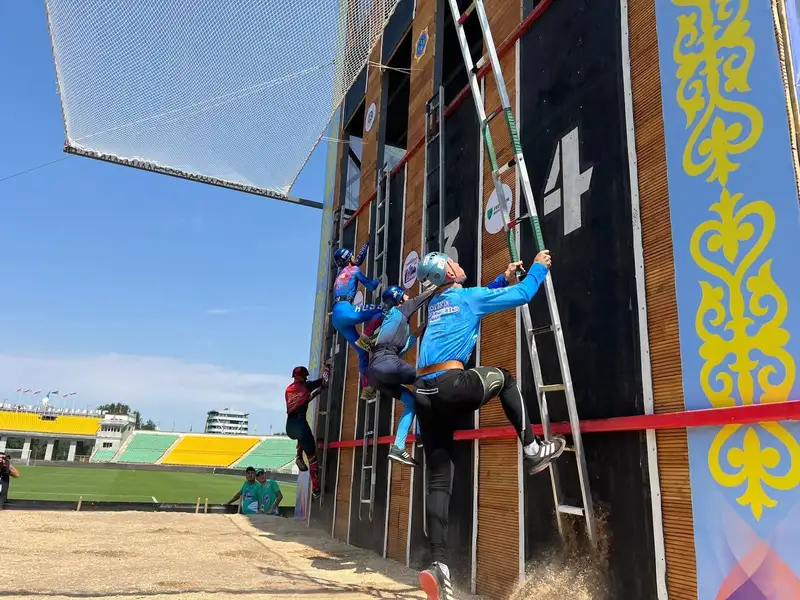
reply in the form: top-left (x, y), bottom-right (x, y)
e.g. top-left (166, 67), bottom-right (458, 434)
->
top-left (534, 250), bottom-right (552, 269)
top-left (504, 261), bottom-right (525, 284)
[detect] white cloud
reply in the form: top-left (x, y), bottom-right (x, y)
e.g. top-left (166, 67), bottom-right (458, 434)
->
top-left (0, 353), bottom-right (289, 433)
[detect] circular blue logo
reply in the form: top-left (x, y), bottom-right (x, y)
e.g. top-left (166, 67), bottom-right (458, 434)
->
top-left (415, 29), bottom-right (428, 59)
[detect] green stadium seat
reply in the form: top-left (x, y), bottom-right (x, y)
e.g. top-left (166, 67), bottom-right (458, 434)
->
top-left (91, 449), bottom-right (116, 462)
top-left (233, 436), bottom-right (297, 470)
top-left (118, 432), bottom-right (179, 463)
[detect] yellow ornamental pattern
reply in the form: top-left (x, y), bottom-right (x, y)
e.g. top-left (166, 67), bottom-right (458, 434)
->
top-left (673, 0), bottom-right (799, 521)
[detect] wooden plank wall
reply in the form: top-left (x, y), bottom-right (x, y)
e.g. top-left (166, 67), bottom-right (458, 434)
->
top-left (475, 0), bottom-right (522, 597)
top-left (628, 0), bottom-right (697, 598)
top-left (386, 0), bottom-right (437, 566)
top-left (335, 40), bottom-right (384, 544)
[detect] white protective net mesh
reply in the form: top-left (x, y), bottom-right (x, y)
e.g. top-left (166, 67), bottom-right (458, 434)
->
top-left (44, 0), bottom-right (401, 204)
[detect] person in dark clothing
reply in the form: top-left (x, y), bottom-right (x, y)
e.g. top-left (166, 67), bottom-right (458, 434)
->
top-left (413, 250), bottom-right (566, 600)
top-left (0, 452), bottom-right (20, 510)
top-left (285, 364), bottom-right (328, 498)
top-left (367, 284), bottom-right (436, 467)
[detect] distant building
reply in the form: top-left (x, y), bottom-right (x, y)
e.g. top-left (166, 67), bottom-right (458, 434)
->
top-left (96, 412), bottom-right (136, 455)
top-left (205, 409), bottom-right (249, 435)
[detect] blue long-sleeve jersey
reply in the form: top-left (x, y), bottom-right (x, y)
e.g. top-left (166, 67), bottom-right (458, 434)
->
top-left (417, 263), bottom-right (549, 379)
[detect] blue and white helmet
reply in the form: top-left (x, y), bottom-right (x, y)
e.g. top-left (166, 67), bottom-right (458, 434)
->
top-left (381, 285), bottom-right (405, 307)
top-left (333, 247), bottom-right (352, 267)
top-left (416, 252), bottom-right (450, 287)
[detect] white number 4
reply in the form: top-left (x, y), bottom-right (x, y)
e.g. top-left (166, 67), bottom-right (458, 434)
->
top-left (543, 126), bottom-right (593, 235)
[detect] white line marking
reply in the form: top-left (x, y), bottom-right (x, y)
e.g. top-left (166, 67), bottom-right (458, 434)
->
top-left (152, 496), bottom-right (158, 503)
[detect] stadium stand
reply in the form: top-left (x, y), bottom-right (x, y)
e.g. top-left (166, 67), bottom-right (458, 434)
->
top-left (161, 435), bottom-right (260, 467)
top-left (118, 433), bottom-right (179, 464)
top-left (0, 410), bottom-right (100, 436)
top-left (91, 449), bottom-right (116, 462)
top-left (233, 436), bottom-right (297, 470)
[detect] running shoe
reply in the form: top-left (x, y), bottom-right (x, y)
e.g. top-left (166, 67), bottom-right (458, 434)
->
top-left (360, 386), bottom-right (378, 401)
top-left (388, 445), bottom-right (420, 467)
top-left (524, 435), bottom-right (567, 475)
top-left (419, 562), bottom-right (454, 600)
top-left (356, 334), bottom-right (374, 352)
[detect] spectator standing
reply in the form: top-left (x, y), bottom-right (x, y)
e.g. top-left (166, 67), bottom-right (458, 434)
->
top-left (256, 469), bottom-right (283, 515)
top-left (225, 466), bottom-right (261, 514)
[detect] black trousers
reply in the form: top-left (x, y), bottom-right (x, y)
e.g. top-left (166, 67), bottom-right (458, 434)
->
top-left (286, 416), bottom-right (316, 458)
top-left (368, 349), bottom-right (417, 398)
top-left (415, 367), bottom-right (535, 563)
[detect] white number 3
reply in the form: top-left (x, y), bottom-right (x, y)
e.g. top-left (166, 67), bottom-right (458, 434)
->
top-left (443, 217), bottom-right (460, 264)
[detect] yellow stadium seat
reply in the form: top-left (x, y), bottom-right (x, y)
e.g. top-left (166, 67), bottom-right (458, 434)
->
top-left (0, 411), bottom-right (100, 436)
top-left (161, 435), bottom-right (260, 467)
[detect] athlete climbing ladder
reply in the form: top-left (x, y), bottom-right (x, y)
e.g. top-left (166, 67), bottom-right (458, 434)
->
top-left (358, 163), bottom-right (391, 521)
top-left (447, 0), bottom-right (598, 546)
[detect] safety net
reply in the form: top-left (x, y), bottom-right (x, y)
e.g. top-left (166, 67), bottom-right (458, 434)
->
top-left (43, 0), bottom-right (402, 206)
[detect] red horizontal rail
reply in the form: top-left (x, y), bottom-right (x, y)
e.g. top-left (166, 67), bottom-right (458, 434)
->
top-left (323, 400), bottom-right (800, 449)
top-left (342, 0), bottom-right (554, 230)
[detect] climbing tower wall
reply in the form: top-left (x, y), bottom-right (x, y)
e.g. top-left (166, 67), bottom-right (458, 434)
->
top-left (310, 0), bottom-right (800, 598)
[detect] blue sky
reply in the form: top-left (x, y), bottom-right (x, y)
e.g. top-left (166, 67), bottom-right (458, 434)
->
top-left (0, 2), bottom-right (328, 433)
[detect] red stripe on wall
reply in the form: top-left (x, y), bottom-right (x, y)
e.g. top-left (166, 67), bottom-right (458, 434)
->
top-left (323, 400), bottom-right (800, 449)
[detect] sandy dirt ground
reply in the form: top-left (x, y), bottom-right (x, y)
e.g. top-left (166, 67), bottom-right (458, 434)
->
top-left (1, 510), bottom-right (453, 600)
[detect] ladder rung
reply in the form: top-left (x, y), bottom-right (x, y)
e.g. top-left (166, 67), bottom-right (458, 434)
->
top-left (563, 445), bottom-right (576, 452)
top-left (497, 159), bottom-right (517, 177)
top-left (557, 504), bottom-right (585, 517)
top-left (529, 325), bottom-right (553, 336)
top-left (360, 498), bottom-right (372, 504)
top-left (318, 411), bottom-right (328, 416)
top-left (427, 132), bottom-right (440, 144)
top-left (539, 384), bottom-right (565, 393)
top-left (483, 105), bottom-right (503, 126)
top-left (474, 55), bottom-right (488, 71)
top-left (458, 2), bottom-right (475, 24)
top-left (362, 464), bottom-right (373, 470)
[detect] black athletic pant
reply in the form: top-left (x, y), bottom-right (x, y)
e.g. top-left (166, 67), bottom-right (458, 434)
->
top-left (415, 367), bottom-right (535, 563)
top-left (286, 416), bottom-right (316, 459)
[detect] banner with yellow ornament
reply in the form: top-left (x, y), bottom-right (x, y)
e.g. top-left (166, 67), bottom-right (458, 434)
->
top-left (655, 1), bottom-right (800, 597)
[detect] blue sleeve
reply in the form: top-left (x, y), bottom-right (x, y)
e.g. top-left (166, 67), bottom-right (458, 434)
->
top-left (463, 263), bottom-right (548, 317)
top-left (354, 268), bottom-right (379, 291)
top-left (486, 274), bottom-right (508, 289)
top-left (353, 241), bottom-right (370, 266)
top-left (398, 334), bottom-right (416, 358)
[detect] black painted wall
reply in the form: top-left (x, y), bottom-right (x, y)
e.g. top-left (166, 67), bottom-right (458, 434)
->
top-left (519, 0), bottom-right (657, 598)
top-left (408, 12), bottom-right (480, 585)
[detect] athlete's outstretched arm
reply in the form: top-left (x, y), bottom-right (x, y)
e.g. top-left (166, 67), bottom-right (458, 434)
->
top-left (485, 273), bottom-right (508, 289)
top-left (353, 241), bottom-right (370, 266)
top-left (464, 260), bottom-right (549, 317)
top-left (354, 268), bottom-right (380, 291)
top-left (398, 286), bottom-right (437, 319)
top-left (305, 378), bottom-right (325, 394)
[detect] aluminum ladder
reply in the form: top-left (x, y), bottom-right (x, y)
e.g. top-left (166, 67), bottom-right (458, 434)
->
top-left (447, 0), bottom-right (597, 546)
top-left (358, 163), bottom-right (391, 521)
top-left (317, 202), bottom-right (353, 504)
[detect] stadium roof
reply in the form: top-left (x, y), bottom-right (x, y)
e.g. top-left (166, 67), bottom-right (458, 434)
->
top-left (43, 0), bottom-right (402, 208)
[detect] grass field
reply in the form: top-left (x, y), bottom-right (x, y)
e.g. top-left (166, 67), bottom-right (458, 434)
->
top-left (9, 465), bottom-right (297, 506)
